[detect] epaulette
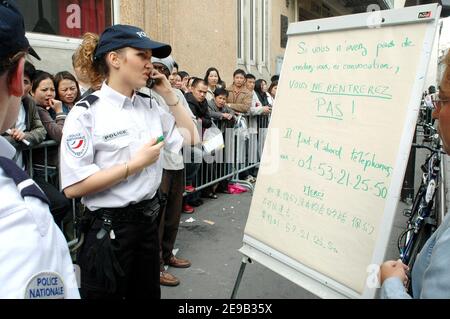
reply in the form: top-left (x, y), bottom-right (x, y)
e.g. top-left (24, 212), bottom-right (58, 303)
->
top-left (76, 94), bottom-right (99, 109)
top-left (136, 91), bottom-right (151, 99)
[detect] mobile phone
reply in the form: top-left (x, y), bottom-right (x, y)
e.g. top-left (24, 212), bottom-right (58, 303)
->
top-left (147, 78), bottom-right (155, 89)
top-left (147, 77), bottom-right (162, 89)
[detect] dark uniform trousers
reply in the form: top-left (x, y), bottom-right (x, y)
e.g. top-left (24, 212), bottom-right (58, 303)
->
top-left (158, 169), bottom-right (184, 266)
top-left (78, 198), bottom-right (161, 299)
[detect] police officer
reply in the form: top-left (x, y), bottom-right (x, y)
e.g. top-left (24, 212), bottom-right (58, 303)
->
top-left (60, 25), bottom-right (198, 299)
top-left (0, 0), bottom-right (79, 299)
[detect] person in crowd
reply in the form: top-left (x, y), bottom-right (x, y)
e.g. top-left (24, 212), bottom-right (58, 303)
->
top-left (226, 69), bottom-right (252, 113)
top-left (173, 72), bottom-right (183, 91)
top-left (204, 67), bottom-right (223, 103)
top-left (32, 72), bottom-right (65, 141)
top-left (243, 74), bottom-right (269, 183)
top-left (207, 87), bottom-right (235, 123)
top-left (29, 70), bottom-right (71, 226)
top-left (255, 79), bottom-right (272, 108)
top-left (185, 78), bottom-right (212, 206)
top-left (72, 32), bottom-right (104, 99)
top-left (172, 62), bottom-right (179, 76)
top-left (178, 71), bottom-right (190, 93)
top-left (169, 61), bottom-right (178, 88)
top-left (0, 0), bottom-right (79, 299)
top-left (268, 80), bottom-right (278, 106)
top-left (31, 71), bottom-right (65, 165)
top-left (424, 85), bottom-right (437, 132)
top-left (186, 78), bottom-right (213, 134)
top-left (245, 74), bottom-right (256, 99)
top-left (150, 55), bottom-right (196, 287)
top-left (208, 87), bottom-right (236, 194)
top-left (59, 25), bottom-right (197, 299)
top-left (271, 74), bottom-right (279, 83)
top-left (54, 71), bottom-right (81, 114)
top-left (246, 74), bottom-right (268, 113)
top-left (380, 51), bottom-right (450, 299)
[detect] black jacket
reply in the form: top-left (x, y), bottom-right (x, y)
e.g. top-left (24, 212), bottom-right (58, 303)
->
top-left (185, 92), bottom-right (212, 129)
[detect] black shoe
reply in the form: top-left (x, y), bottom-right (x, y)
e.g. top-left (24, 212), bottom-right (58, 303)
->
top-left (201, 192), bottom-right (218, 199)
top-left (189, 199), bottom-right (204, 207)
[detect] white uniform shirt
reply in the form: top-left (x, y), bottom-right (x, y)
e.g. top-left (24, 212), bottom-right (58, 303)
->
top-left (147, 88), bottom-right (196, 171)
top-left (60, 83), bottom-right (183, 211)
top-left (0, 137), bottom-right (80, 299)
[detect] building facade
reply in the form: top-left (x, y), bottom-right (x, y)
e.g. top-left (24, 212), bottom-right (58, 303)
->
top-left (21, 0), bottom-right (404, 84)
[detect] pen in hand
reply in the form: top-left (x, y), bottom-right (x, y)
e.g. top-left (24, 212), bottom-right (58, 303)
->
top-left (6, 129), bottom-right (30, 146)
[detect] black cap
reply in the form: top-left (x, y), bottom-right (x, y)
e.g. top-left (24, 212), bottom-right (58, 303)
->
top-left (0, 0), bottom-right (41, 61)
top-left (94, 24), bottom-right (171, 61)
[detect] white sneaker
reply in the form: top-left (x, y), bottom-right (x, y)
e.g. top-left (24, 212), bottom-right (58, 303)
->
top-left (245, 175), bottom-right (256, 183)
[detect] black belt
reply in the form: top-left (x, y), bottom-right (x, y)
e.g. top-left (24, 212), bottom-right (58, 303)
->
top-left (89, 192), bottom-right (165, 224)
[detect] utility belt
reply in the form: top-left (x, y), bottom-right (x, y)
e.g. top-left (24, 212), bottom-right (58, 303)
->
top-left (91, 195), bottom-right (162, 225)
top-left (78, 191), bottom-right (167, 238)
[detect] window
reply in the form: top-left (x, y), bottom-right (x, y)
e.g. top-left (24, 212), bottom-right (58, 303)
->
top-left (237, 0), bottom-right (244, 62)
top-left (249, 0), bottom-right (256, 64)
top-left (16, 0), bottom-right (113, 38)
top-left (281, 15), bottom-right (289, 49)
top-left (259, 0), bottom-right (269, 67)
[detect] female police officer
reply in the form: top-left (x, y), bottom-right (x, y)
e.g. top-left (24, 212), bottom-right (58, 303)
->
top-left (0, 0), bottom-right (79, 299)
top-left (60, 25), bottom-right (198, 299)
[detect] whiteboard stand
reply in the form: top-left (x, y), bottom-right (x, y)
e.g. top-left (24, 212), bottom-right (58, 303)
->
top-left (230, 256), bottom-right (252, 299)
top-left (237, 3), bottom-right (441, 299)
top-left (232, 236), bottom-right (351, 299)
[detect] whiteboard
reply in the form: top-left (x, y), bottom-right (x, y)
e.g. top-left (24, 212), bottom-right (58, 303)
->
top-left (243, 4), bottom-right (441, 299)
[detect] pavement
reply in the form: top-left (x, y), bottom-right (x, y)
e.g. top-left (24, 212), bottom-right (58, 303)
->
top-left (161, 190), bottom-right (316, 299)
top-left (161, 147), bottom-right (449, 299)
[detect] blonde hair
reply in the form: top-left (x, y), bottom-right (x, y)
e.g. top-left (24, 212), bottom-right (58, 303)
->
top-left (73, 32), bottom-right (104, 90)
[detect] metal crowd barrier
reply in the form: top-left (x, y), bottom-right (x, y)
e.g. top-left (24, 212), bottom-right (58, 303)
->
top-left (22, 114), bottom-right (271, 248)
top-left (25, 140), bottom-right (78, 248)
top-left (184, 113), bottom-right (270, 194)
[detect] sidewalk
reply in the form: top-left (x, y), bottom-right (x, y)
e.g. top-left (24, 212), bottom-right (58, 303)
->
top-left (161, 191), bottom-right (315, 299)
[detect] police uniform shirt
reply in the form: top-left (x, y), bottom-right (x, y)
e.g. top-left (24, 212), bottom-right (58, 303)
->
top-left (60, 83), bottom-right (183, 211)
top-left (148, 88), bottom-right (196, 171)
top-left (0, 137), bottom-right (80, 299)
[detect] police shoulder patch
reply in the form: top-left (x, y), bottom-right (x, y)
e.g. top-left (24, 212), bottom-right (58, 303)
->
top-left (24, 272), bottom-right (65, 299)
top-left (66, 132), bottom-right (89, 158)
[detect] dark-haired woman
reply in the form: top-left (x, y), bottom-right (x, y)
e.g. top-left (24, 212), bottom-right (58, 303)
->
top-left (54, 71), bottom-right (81, 114)
top-left (204, 67), bottom-right (223, 103)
